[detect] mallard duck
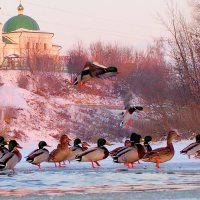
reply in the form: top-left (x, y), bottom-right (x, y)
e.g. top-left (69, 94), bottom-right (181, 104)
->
top-left (73, 61), bottom-right (118, 86)
top-left (26, 141), bottom-right (51, 169)
top-left (119, 92), bottom-right (144, 128)
top-left (0, 140), bottom-right (22, 172)
top-left (75, 138), bottom-right (112, 168)
top-left (144, 136), bottom-right (152, 152)
top-left (120, 106), bottom-right (143, 128)
top-left (180, 134), bottom-right (200, 159)
top-left (67, 138), bottom-right (90, 162)
top-left (0, 136), bottom-right (9, 158)
top-left (195, 150), bottom-right (200, 159)
top-left (113, 133), bottom-right (146, 168)
top-left (142, 130), bottom-right (181, 168)
top-left (48, 134), bottom-right (71, 167)
top-left (110, 140), bottom-right (131, 157)
top-left (81, 141), bottom-right (91, 151)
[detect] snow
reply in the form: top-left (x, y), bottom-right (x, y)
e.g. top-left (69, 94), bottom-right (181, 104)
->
top-left (0, 140), bottom-right (200, 199)
top-left (0, 70), bottom-right (199, 199)
top-left (0, 83), bottom-right (28, 109)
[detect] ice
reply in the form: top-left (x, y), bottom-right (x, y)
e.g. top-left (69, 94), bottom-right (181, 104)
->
top-left (0, 140), bottom-right (200, 199)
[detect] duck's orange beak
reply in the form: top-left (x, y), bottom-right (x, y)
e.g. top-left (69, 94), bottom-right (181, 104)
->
top-left (46, 144), bottom-right (51, 147)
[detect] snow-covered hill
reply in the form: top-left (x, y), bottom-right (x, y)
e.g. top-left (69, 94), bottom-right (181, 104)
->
top-left (0, 70), bottom-right (142, 143)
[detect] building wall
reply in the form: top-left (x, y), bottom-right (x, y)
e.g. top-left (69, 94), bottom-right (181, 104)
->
top-left (0, 30), bottom-right (61, 66)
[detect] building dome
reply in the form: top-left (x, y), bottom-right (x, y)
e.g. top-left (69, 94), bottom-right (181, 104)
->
top-left (3, 3), bottom-right (40, 33)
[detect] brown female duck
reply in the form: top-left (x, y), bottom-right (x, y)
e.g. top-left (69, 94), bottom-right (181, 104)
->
top-left (48, 134), bottom-right (71, 167)
top-left (142, 130), bottom-right (181, 168)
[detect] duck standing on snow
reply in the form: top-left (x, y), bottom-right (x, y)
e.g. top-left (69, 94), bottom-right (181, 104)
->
top-left (73, 61), bottom-right (118, 86)
top-left (48, 134), bottom-right (71, 167)
top-left (110, 140), bottom-right (132, 158)
top-left (142, 130), bottom-right (181, 168)
top-left (180, 134), bottom-right (200, 159)
top-left (0, 140), bottom-right (22, 172)
top-left (113, 133), bottom-right (146, 168)
top-left (67, 138), bottom-right (90, 162)
top-left (76, 138), bottom-right (112, 168)
top-left (0, 136), bottom-right (9, 158)
top-left (143, 136), bottom-right (152, 153)
top-left (26, 141), bottom-right (51, 169)
top-left (82, 141), bottom-right (91, 151)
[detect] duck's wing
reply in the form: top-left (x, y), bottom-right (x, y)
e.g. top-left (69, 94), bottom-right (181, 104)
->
top-left (89, 62), bottom-right (107, 77)
top-left (76, 147), bottom-right (106, 162)
top-left (142, 147), bottom-right (171, 161)
top-left (110, 146), bottom-right (127, 157)
top-left (48, 148), bottom-right (59, 161)
top-left (180, 142), bottom-right (199, 154)
top-left (0, 152), bottom-right (14, 168)
top-left (114, 147), bottom-right (134, 158)
top-left (27, 149), bottom-right (46, 159)
top-left (113, 147), bottom-right (139, 163)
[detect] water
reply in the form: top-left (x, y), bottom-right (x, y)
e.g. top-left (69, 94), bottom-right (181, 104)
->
top-left (0, 159), bottom-right (200, 200)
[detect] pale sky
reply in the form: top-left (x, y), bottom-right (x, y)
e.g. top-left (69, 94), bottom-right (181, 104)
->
top-left (0, 0), bottom-right (190, 53)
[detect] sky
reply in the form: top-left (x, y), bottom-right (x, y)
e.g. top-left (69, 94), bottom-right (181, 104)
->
top-left (0, 0), bottom-right (190, 54)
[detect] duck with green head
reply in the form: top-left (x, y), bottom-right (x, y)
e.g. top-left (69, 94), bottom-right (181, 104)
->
top-left (113, 133), bottom-right (146, 168)
top-left (0, 140), bottom-right (22, 172)
top-left (26, 141), bottom-right (51, 169)
top-left (0, 136), bottom-right (9, 158)
top-left (76, 138), bottom-right (112, 168)
top-left (144, 136), bottom-right (152, 153)
top-left (67, 138), bottom-right (90, 162)
top-left (180, 134), bottom-right (200, 159)
top-left (73, 61), bottom-right (118, 86)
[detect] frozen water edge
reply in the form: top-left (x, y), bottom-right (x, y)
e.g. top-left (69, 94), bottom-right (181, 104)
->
top-left (0, 162), bottom-right (200, 199)
top-left (0, 140), bottom-right (200, 199)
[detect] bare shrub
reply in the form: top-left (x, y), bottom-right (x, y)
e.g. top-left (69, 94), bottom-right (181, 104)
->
top-left (17, 73), bottom-right (29, 89)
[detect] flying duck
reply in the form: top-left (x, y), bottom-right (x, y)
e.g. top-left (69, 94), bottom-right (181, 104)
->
top-left (73, 61), bottom-right (118, 86)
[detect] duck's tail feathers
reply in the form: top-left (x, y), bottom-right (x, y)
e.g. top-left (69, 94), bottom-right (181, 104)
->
top-left (113, 156), bottom-right (119, 163)
top-left (26, 157), bottom-right (34, 163)
top-left (0, 162), bottom-right (6, 169)
top-left (75, 155), bottom-right (82, 162)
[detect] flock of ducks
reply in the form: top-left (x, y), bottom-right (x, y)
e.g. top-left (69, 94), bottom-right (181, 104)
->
top-left (0, 130), bottom-right (199, 172)
top-left (0, 62), bottom-right (199, 172)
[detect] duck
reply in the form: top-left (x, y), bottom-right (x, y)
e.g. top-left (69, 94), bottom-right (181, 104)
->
top-left (180, 134), bottom-right (200, 159)
top-left (110, 140), bottom-right (132, 158)
top-left (0, 140), bottom-right (22, 172)
top-left (75, 138), bottom-right (112, 168)
top-left (195, 150), bottom-right (200, 159)
top-left (67, 138), bottom-right (90, 162)
top-left (82, 141), bottom-right (91, 151)
top-left (120, 106), bottom-right (143, 128)
top-left (26, 141), bottom-right (51, 169)
top-left (142, 130), bottom-right (181, 168)
top-left (48, 134), bottom-right (71, 167)
top-left (113, 133), bottom-right (146, 168)
top-left (143, 136), bottom-right (152, 153)
top-left (73, 61), bottom-right (118, 86)
top-left (0, 136), bottom-right (9, 158)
